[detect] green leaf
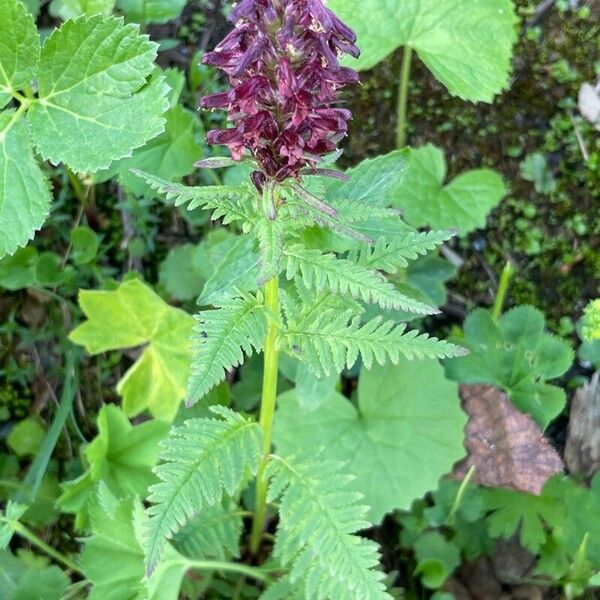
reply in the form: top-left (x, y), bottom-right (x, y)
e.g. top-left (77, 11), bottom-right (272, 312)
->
top-left (0, 0), bottom-right (39, 110)
top-left (482, 485), bottom-right (565, 553)
top-left (134, 170), bottom-right (259, 228)
top-left (284, 309), bottom-right (466, 377)
top-left (520, 152), bottom-right (557, 194)
top-left (0, 247), bottom-right (38, 290)
top-left (87, 404), bottom-right (169, 495)
top-left (172, 502), bottom-right (243, 561)
top-left (325, 149), bottom-right (410, 208)
top-left (98, 105), bottom-right (201, 195)
top-left (444, 306), bottom-right (573, 427)
top-left (187, 293), bottom-right (268, 405)
top-left (145, 406), bottom-right (262, 574)
top-left (198, 236), bottom-right (260, 306)
top-left (27, 15), bottom-right (169, 173)
top-left (117, 0), bottom-right (187, 24)
top-left (158, 230), bottom-right (237, 302)
top-left (70, 278), bottom-right (195, 420)
top-left (80, 484), bottom-right (145, 600)
top-left (391, 144), bottom-right (506, 235)
top-left (49, 0), bottom-right (116, 19)
top-left (0, 114), bottom-right (51, 258)
top-left (7, 417), bottom-right (44, 457)
top-left (274, 358), bottom-right (466, 522)
top-left (0, 549), bottom-right (69, 600)
top-left (329, 0), bottom-right (518, 102)
top-left (256, 217), bottom-right (285, 284)
top-left (70, 225), bottom-right (99, 265)
top-left (266, 454), bottom-right (392, 599)
top-left (413, 531), bottom-right (461, 589)
top-left (284, 245), bottom-right (438, 315)
top-left (58, 404), bottom-right (168, 523)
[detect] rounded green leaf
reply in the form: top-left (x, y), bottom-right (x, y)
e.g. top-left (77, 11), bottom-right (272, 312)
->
top-left (49, 0), bottom-right (116, 19)
top-left (7, 417), bottom-right (45, 457)
top-left (116, 0), bottom-right (186, 24)
top-left (329, 0), bottom-right (518, 102)
top-left (391, 144), bottom-right (506, 235)
top-left (0, 113), bottom-right (51, 258)
top-left (0, 0), bottom-right (40, 109)
top-left (274, 358), bottom-right (466, 522)
top-left (70, 225), bottom-right (99, 265)
top-left (27, 15), bottom-right (169, 173)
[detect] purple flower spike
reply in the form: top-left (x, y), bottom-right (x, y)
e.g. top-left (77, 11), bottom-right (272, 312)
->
top-left (201, 0), bottom-right (360, 183)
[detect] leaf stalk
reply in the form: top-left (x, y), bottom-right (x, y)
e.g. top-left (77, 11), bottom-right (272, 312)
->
top-left (396, 46), bottom-right (413, 148)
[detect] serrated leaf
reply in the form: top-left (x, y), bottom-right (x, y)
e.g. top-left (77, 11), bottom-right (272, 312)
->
top-left (445, 306), bottom-right (573, 428)
top-left (187, 294), bottom-right (268, 404)
top-left (146, 407), bottom-right (262, 574)
top-left (284, 309), bottom-right (466, 377)
top-left (0, 113), bottom-right (51, 258)
top-left (27, 15), bottom-right (169, 173)
top-left (98, 105), bottom-right (201, 196)
top-left (284, 245), bottom-right (438, 315)
top-left (329, 0), bottom-right (518, 102)
top-left (80, 485), bottom-right (146, 600)
top-left (256, 217), bottom-right (285, 284)
top-left (49, 0), bottom-right (116, 19)
top-left (117, 0), bottom-right (186, 24)
top-left (392, 144), bottom-right (506, 235)
top-left (70, 278), bottom-right (195, 420)
top-left (133, 170), bottom-right (258, 227)
top-left (482, 484), bottom-right (565, 553)
top-left (0, 0), bottom-right (39, 110)
top-left (274, 358), bottom-right (467, 522)
top-left (266, 454), bottom-right (392, 599)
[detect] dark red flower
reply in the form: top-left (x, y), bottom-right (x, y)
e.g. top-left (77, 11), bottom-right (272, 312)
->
top-left (200, 0), bottom-right (359, 184)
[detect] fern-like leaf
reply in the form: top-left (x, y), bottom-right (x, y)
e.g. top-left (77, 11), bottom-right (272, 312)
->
top-left (265, 455), bottom-right (392, 600)
top-left (188, 294), bottom-right (268, 405)
top-left (256, 217), bottom-right (285, 285)
top-left (283, 245), bottom-right (438, 315)
top-left (172, 501), bottom-right (243, 560)
top-left (354, 230), bottom-right (455, 273)
top-left (145, 406), bottom-right (262, 574)
top-left (132, 170), bottom-right (257, 227)
top-left (285, 309), bottom-right (468, 376)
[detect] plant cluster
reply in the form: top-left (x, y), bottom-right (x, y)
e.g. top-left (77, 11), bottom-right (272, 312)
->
top-left (0, 1), bottom-right (598, 599)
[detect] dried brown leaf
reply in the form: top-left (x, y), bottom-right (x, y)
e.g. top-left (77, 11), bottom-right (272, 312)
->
top-left (453, 384), bottom-right (563, 494)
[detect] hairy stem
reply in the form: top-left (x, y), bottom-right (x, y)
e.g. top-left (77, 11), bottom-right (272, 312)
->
top-left (396, 46), bottom-right (413, 149)
top-left (250, 275), bottom-right (280, 554)
top-left (1, 517), bottom-right (83, 575)
top-left (492, 261), bottom-right (516, 320)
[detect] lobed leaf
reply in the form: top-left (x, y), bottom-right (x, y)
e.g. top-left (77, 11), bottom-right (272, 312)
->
top-left (265, 454), bottom-right (392, 599)
top-left (145, 406), bottom-right (262, 574)
top-left (70, 278), bottom-right (195, 420)
top-left (285, 309), bottom-right (466, 377)
top-left (187, 294), bottom-right (268, 405)
top-left (274, 359), bottom-right (467, 522)
top-left (284, 244), bottom-right (438, 315)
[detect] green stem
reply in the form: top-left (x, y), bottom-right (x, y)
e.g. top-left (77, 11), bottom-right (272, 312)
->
top-left (187, 559), bottom-right (272, 583)
top-left (491, 261), bottom-right (516, 320)
top-left (447, 465), bottom-right (476, 526)
top-left (396, 46), bottom-right (413, 148)
top-left (66, 167), bottom-right (88, 208)
top-left (250, 275), bottom-right (280, 554)
top-left (2, 518), bottom-right (83, 575)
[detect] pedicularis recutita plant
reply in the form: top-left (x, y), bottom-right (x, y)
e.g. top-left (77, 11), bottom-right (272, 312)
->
top-left (135, 0), bottom-right (467, 596)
